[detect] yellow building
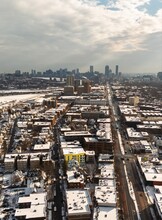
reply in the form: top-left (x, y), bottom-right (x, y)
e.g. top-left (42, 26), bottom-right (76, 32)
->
top-left (129, 96), bottom-right (139, 106)
top-left (62, 147), bottom-right (85, 165)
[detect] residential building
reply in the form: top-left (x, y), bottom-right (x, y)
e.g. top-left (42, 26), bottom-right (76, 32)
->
top-left (66, 189), bottom-right (92, 220)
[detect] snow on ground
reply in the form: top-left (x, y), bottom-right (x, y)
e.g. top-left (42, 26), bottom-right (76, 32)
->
top-left (123, 162), bottom-right (141, 220)
top-left (0, 94), bottom-right (43, 107)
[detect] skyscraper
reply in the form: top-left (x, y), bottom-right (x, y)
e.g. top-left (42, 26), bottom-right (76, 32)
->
top-left (76, 68), bottom-right (79, 74)
top-left (115, 65), bottom-right (119, 76)
top-left (105, 65), bottom-right (109, 76)
top-left (90, 65), bottom-right (94, 73)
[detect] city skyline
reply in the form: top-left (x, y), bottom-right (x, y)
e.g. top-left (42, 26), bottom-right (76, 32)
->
top-left (0, 0), bottom-right (162, 73)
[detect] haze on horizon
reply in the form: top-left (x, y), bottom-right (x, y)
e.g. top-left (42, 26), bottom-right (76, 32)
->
top-left (0, 0), bottom-right (162, 74)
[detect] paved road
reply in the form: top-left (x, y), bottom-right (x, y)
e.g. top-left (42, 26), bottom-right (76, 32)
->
top-left (107, 84), bottom-right (140, 219)
top-left (107, 84), bottom-right (156, 220)
top-left (113, 135), bottom-right (137, 220)
top-left (52, 125), bottom-right (64, 220)
top-left (127, 159), bottom-right (155, 220)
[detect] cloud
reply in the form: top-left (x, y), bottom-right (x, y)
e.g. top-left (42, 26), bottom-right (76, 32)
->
top-left (0, 0), bottom-right (161, 73)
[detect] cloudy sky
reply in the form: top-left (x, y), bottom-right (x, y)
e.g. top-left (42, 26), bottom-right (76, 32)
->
top-left (0, 0), bottom-right (162, 74)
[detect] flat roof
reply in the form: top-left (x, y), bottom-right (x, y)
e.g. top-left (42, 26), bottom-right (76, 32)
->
top-left (144, 173), bottom-right (162, 182)
top-left (93, 206), bottom-right (118, 220)
top-left (66, 112), bottom-right (81, 116)
top-left (125, 116), bottom-right (141, 122)
top-left (4, 152), bottom-right (50, 162)
top-left (99, 179), bottom-right (115, 187)
top-left (85, 151), bottom-right (95, 155)
top-left (59, 96), bottom-right (78, 100)
top-left (63, 147), bottom-right (85, 155)
top-left (138, 157), bottom-right (162, 183)
top-left (154, 193), bottom-right (162, 213)
top-left (137, 125), bottom-right (161, 129)
top-left (84, 137), bottom-right (98, 142)
top-left (67, 171), bottom-right (84, 183)
top-left (72, 119), bottom-right (87, 123)
top-left (140, 140), bottom-right (150, 146)
top-left (34, 122), bottom-right (51, 126)
top-left (15, 204), bottom-right (45, 219)
top-left (66, 189), bottom-right (92, 216)
top-left (60, 127), bottom-right (72, 132)
top-left (99, 164), bottom-right (114, 179)
top-left (143, 121), bottom-right (162, 125)
top-left (64, 131), bottom-right (91, 137)
top-left (15, 193), bottom-right (46, 219)
top-left (154, 185), bottom-right (162, 194)
top-left (127, 128), bottom-right (144, 138)
top-left (127, 128), bottom-right (149, 139)
top-left (33, 142), bottom-right (51, 151)
top-left (96, 124), bottom-right (112, 141)
top-left (17, 121), bottom-right (28, 128)
top-left (97, 118), bottom-right (111, 123)
top-left (18, 192), bottom-right (46, 204)
top-left (95, 185), bottom-right (116, 207)
top-left (61, 141), bottom-right (82, 148)
top-left (119, 105), bottom-right (138, 115)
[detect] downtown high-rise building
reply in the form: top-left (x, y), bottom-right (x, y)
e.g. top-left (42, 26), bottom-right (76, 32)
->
top-left (115, 65), bottom-right (119, 76)
top-left (90, 65), bottom-right (94, 73)
top-left (105, 65), bottom-right (110, 76)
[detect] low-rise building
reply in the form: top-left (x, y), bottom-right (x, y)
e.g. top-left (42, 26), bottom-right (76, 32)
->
top-left (4, 152), bottom-right (53, 172)
top-left (4, 154), bottom-right (15, 172)
top-left (98, 163), bottom-right (115, 180)
top-left (15, 192), bottom-right (46, 220)
top-left (66, 189), bottom-right (92, 220)
top-left (84, 136), bottom-right (113, 156)
top-left (67, 170), bottom-right (84, 189)
top-left (64, 86), bottom-right (74, 95)
top-left (137, 124), bottom-right (162, 134)
top-left (153, 185), bottom-right (162, 219)
top-left (62, 147), bottom-right (85, 165)
top-left (93, 206), bottom-right (118, 220)
top-left (33, 122), bottom-right (51, 132)
top-left (94, 185), bottom-right (116, 207)
top-left (137, 157), bottom-right (162, 186)
top-left (33, 142), bottom-right (51, 152)
top-left (64, 131), bottom-right (92, 142)
top-left (126, 127), bottom-right (149, 140)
